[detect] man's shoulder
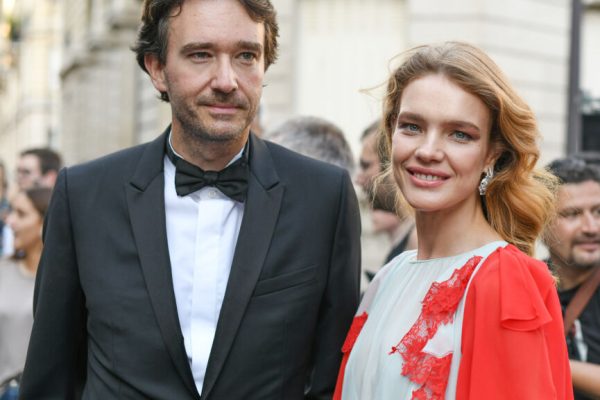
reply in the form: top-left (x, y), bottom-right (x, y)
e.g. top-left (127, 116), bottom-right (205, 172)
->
top-left (65, 137), bottom-right (160, 182)
top-left (72, 142), bottom-right (149, 170)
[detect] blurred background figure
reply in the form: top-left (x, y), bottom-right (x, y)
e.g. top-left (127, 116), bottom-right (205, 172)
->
top-left (0, 187), bottom-right (52, 399)
top-left (265, 115), bottom-right (355, 173)
top-left (545, 155), bottom-right (600, 400)
top-left (355, 120), bottom-right (416, 282)
top-left (15, 148), bottom-right (63, 190)
top-left (0, 161), bottom-right (10, 258)
top-left (574, 152), bottom-right (600, 167)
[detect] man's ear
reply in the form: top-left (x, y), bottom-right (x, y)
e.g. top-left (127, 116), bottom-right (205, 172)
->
top-left (41, 171), bottom-right (59, 188)
top-left (144, 53), bottom-right (168, 93)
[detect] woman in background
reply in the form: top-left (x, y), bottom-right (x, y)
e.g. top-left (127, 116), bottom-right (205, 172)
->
top-left (0, 187), bottom-right (52, 396)
top-left (335, 42), bottom-right (573, 399)
top-left (0, 161), bottom-right (10, 257)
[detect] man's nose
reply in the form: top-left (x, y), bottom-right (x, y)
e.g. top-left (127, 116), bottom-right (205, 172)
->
top-left (211, 57), bottom-right (238, 93)
top-left (355, 170), bottom-right (367, 188)
top-left (581, 211), bottom-right (600, 234)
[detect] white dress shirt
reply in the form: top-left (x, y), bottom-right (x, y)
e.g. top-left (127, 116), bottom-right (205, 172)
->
top-left (164, 136), bottom-right (245, 394)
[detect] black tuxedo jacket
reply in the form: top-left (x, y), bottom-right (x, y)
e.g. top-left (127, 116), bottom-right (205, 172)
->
top-left (20, 131), bottom-right (361, 400)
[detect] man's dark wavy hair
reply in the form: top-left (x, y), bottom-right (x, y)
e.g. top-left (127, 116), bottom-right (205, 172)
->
top-left (547, 154), bottom-right (600, 185)
top-left (20, 148), bottom-right (63, 175)
top-left (131, 0), bottom-right (279, 102)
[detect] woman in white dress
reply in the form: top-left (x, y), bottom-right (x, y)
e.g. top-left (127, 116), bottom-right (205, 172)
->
top-left (334, 42), bottom-right (573, 399)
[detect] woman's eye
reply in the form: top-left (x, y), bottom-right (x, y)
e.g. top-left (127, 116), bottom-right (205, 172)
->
top-left (452, 131), bottom-right (472, 141)
top-left (398, 123), bottom-right (420, 133)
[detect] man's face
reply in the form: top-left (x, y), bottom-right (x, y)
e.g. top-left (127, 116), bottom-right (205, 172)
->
top-left (546, 180), bottom-right (600, 271)
top-left (146, 0), bottom-right (265, 145)
top-left (16, 154), bottom-right (43, 190)
top-left (355, 133), bottom-right (381, 196)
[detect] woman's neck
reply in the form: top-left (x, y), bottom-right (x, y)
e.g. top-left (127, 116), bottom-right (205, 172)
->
top-left (414, 199), bottom-right (502, 260)
top-left (22, 242), bottom-right (42, 274)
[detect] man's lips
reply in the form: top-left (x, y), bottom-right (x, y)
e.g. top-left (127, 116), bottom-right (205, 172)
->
top-left (574, 240), bottom-right (600, 251)
top-left (204, 104), bottom-right (240, 114)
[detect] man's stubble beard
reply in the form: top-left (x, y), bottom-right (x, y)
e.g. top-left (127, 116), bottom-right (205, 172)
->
top-left (173, 97), bottom-right (256, 145)
top-left (569, 250), bottom-right (600, 271)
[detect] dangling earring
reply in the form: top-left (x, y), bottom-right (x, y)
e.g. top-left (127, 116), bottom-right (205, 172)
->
top-left (478, 166), bottom-right (494, 196)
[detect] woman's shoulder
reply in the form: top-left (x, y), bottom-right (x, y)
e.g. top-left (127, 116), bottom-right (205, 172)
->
top-left (0, 257), bottom-right (18, 271)
top-left (0, 258), bottom-right (20, 287)
top-left (474, 244), bottom-right (555, 289)
top-left (470, 244), bottom-right (556, 330)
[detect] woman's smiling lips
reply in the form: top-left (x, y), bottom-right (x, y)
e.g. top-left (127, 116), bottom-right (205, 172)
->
top-left (406, 166), bottom-right (450, 188)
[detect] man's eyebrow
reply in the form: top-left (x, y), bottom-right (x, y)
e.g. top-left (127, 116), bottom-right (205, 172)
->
top-left (180, 42), bottom-right (214, 54)
top-left (559, 206), bottom-right (581, 213)
top-left (235, 41), bottom-right (263, 53)
top-left (179, 41), bottom-right (263, 54)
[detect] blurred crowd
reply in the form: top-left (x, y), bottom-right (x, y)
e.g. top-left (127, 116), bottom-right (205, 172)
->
top-left (0, 148), bottom-right (60, 397)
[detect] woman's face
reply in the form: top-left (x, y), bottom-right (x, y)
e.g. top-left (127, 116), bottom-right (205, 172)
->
top-left (391, 73), bottom-right (496, 214)
top-left (0, 166), bottom-right (5, 196)
top-left (6, 192), bottom-right (43, 253)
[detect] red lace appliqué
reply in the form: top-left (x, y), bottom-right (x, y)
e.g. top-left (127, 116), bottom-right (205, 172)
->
top-left (389, 255), bottom-right (482, 400)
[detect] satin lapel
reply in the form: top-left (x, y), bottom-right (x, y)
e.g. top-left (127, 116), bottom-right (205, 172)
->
top-left (126, 131), bottom-right (199, 399)
top-left (201, 135), bottom-right (283, 399)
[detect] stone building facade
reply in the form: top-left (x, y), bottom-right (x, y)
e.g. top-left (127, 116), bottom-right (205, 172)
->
top-left (0, 0), bottom-right (581, 165)
top-left (0, 0), bottom-right (62, 171)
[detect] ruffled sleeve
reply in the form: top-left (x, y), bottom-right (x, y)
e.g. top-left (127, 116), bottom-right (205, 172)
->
top-left (456, 245), bottom-right (574, 399)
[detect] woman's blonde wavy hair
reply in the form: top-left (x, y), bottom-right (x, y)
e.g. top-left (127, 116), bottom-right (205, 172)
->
top-left (381, 42), bottom-right (558, 256)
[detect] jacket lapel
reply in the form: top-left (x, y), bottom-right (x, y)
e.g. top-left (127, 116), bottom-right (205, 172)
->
top-left (125, 130), bottom-right (200, 399)
top-left (201, 134), bottom-right (284, 399)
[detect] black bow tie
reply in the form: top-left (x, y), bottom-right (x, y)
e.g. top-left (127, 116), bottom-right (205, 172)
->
top-left (166, 142), bottom-right (249, 202)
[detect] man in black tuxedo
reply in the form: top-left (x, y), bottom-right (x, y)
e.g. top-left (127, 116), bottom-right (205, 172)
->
top-left (19, 1), bottom-right (361, 399)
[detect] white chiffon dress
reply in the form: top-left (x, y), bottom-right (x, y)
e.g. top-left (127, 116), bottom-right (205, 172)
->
top-left (341, 241), bottom-right (508, 400)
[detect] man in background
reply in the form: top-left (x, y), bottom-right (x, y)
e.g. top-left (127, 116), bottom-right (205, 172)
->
top-left (545, 156), bottom-right (600, 399)
top-left (15, 148), bottom-right (62, 190)
top-left (265, 115), bottom-right (355, 173)
top-left (2, 148), bottom-right (62, 257)
top-left (356, 120), bottom-right (415, 281)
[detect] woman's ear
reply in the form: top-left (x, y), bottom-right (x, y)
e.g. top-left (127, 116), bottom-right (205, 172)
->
top-left (485, 141), bottom-right (503, 171)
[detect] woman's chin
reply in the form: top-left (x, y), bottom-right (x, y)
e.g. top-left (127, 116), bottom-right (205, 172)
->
top-left (12, 244), bottom-right (27, 254)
